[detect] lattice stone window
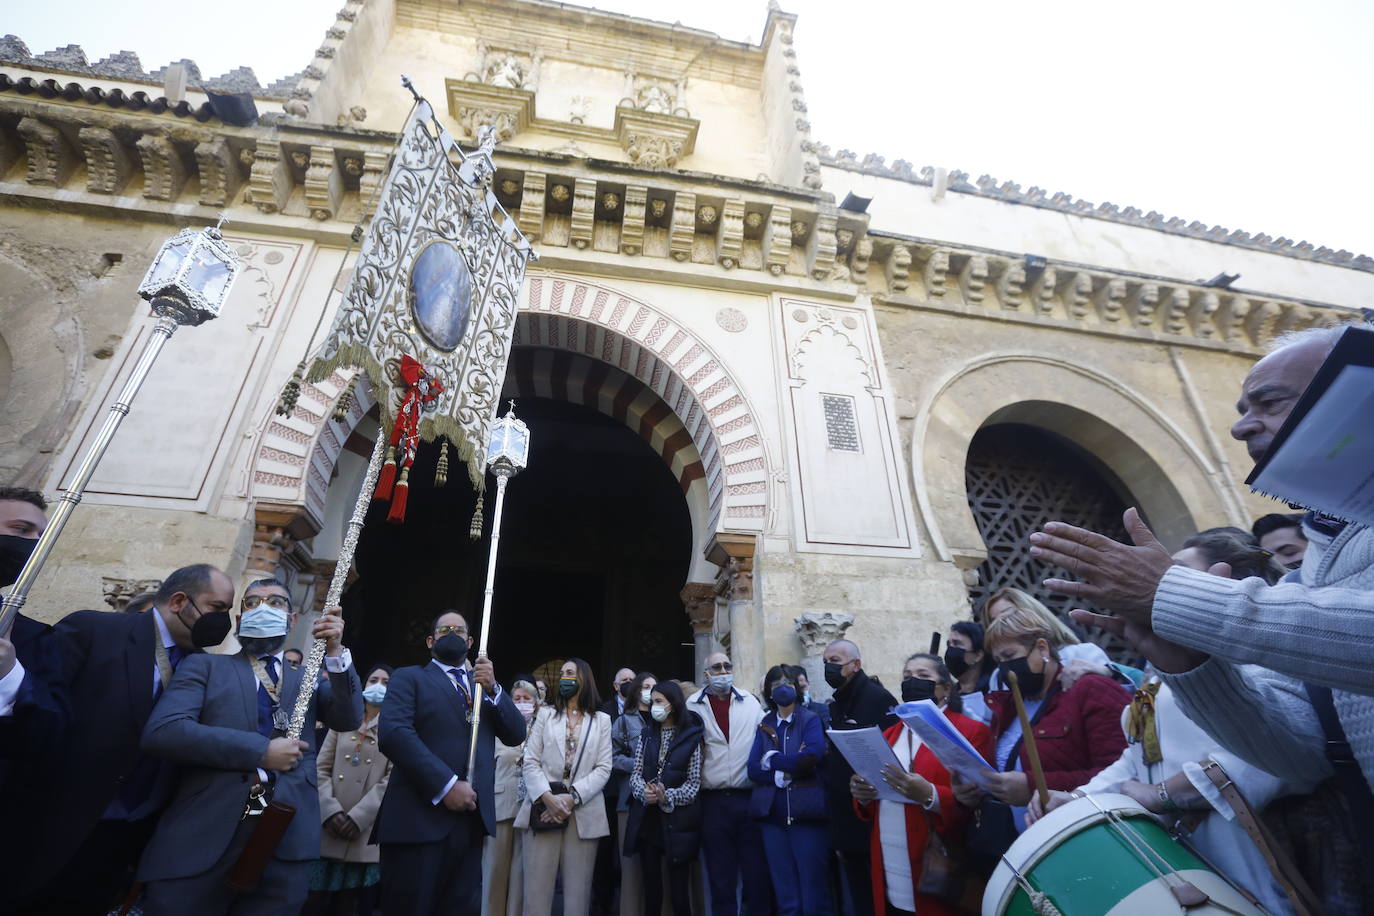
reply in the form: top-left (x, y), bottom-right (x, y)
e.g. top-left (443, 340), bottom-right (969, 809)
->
top-left (965, 423), bottom-right (1135, 661)
top-left (822, 393), bottom-right (860, 452)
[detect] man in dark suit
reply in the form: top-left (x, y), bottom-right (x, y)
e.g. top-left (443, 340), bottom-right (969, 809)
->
top-left (0, 487), bottom-right (58, 770)
top-left (376, 610), bottom-right (526, 916)
top-left (136, 577), bottom-right (362, 914)
top-left (823, 638), bottom-right (897, 916)
top-left (5, 562), bottom-right (237, 914)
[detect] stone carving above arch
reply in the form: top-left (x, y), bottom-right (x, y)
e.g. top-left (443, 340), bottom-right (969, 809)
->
top-left (247, 273), bottom-right (770, 538)
top-left (521, 273), bottom-right (769, 532)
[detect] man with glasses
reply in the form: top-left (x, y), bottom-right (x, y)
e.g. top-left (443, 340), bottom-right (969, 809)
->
top-left (689, 652), bottom-right (768, 916)
top-left (9, 562), bottom-right (238, 914)
top-left (375, 610), bottom-right (526, 915)
top-left (135, 577), bottom-right (362, 914)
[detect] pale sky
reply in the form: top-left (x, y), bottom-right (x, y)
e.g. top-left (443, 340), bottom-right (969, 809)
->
top-left (7, 0), bottom-right (1372, 257)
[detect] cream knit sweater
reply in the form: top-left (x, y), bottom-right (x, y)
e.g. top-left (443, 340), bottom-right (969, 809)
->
top-left (1156, 520), bottom-right (1374, 789)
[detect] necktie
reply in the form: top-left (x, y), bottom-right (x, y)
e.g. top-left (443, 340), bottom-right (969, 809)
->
top-left (168, 645), bottom-right (186, 671)
top-left (449, 667), bottom-right (468, 699)
top-left (257, 655), bottom-right (280, 738)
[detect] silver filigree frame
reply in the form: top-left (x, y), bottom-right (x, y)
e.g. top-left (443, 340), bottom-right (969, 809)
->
top-left (309, 97), bottom-right (537, 491)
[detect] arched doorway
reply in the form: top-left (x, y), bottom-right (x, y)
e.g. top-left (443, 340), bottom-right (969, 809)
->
top-left (964, 422), bottom-right (1137, 659)
top-left (341, 393), bottom-right (694, 681)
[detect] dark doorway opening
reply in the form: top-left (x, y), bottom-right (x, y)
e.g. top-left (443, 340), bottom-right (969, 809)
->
top-left (343, 393), bottom-right (695, 690)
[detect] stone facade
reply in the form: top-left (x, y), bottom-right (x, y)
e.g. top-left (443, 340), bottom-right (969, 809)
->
top-left (1, 0), bottom-right (1370, 691)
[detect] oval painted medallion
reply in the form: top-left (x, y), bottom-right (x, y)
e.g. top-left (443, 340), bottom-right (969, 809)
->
top-left (409, 240), bottom-right (474, 351)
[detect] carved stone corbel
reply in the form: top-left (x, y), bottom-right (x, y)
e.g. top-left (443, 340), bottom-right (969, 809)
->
top-left (248, 139), bottom-right (291, 214)
top-left (77, 126), bottom-right (134, 194)
top-left (136, 134), bottom-right (188, 201)
top-left (762, 204), bottom-right (792, 276)
top-left (244, 502), bottom-right (319, 591)
top-left (304, 145), bottom-right (342, 220)
top-left (194, 136), bottom-right (244, 207)
top-left (518, 171), bottom-right (546, 242)
top-left (444, 79), bottom-right (535, 142)
top-left (669, 191), bottom-right (696, 262)
top-left (621, 185), bottom-right (647, 255)
top-left (614, 106), bottom-right (698, 168)
top-left (807, 209), bottom-right (838, 281)
top-left (570, 178), bottom-right (596, 250)
top-left (886, 244), bottom-right (912, 294)
top-left (959, 255), bottom-right (989, 304)
top-left (1133, 282), bottom-right (1161, 327)
top-left (923, 248), bottom-right (950, 298)
top-left (717, 199), bottom-right (744, 269)
top-left (17, 117), bottom-right (77, 187)
top-left (996, 260), bottom-right (1026, 309)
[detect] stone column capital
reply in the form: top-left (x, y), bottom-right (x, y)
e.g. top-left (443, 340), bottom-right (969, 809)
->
top-left (680, 582), bottom-right (717, 635)
top-left (793, 610), bottom-right (854, 656)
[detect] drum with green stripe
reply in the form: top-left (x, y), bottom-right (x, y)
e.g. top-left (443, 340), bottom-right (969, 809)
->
top-left (983, 793), bottom-right (1264, 916)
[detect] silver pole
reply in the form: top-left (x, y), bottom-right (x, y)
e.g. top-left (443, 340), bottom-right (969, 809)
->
top-left (0, 315), bottom-right (179, 638)
top-left (285, 430), bottom-right (388, 741)
top-left (466, 470), bottom-right (511, 777)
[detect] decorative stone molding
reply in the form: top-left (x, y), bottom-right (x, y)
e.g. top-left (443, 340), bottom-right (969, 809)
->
top-left (717, 199), bottom-right (744, 269)
top-left (77, 126), bottom-right (133, 194)
top-left (248, 138), bottom-right (290, 214)
top-left (614, 107), bottom-right (698, 169)
top-left (793, 609), bottom-right (854, 655)
top-left (136, 134), bottom-right (188, 201)
top-left (102, 577), bottom-right (163, 611)
top-left (16, 117), bottom-right (75, 186)
top-left (621, 185), bottom-right (647, 255)
top-left (444, 79), bottom-right (536, 142)
top-left (194, 136), bottom-right (243, 207)
top-left (681, 583), bottom-right (717, 634)
top-left (246, 502), bottom-right (320, 585)
top-left (708, 533), bottom-right (756, 601)
top-left (620, 72), bottom-right (687, 117)
top-left (570, 178), bottom-right (596, 250)
top-left (517, 170), bottom-right (546, 242)
top-left (304, 145), bottom-right (341, 220)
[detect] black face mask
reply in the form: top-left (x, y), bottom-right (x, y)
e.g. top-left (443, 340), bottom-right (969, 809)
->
top-left (0, 534), bottom-right (37, 588)
top-left (176, 597), bottom-right (231, 649)
top-left (943, 646), bottom-right (971, 678)
top-left (619, 680), bottom-right (634, 700)
top-left (823, 661), bottom-right (847, 689)
top-left (432, 633), bottom-right (469, 666)
top-left (901, 677), bottom-right (938, 703)
top-left (998, 656), bottom-right (1045, 699)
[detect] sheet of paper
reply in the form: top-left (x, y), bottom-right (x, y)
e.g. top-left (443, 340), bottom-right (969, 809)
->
top-left (1249, 363), bottom-right (1374, 527)
top-left (825, 726), bottom-right (912, 804)
top-left (895, 700), bottom-right (997, 790)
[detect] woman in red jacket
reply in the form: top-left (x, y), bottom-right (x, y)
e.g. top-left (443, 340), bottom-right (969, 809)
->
top-left (850, 653), bottom-right (993, 916)
top-left (954, 605), bottom-right (1129, 838)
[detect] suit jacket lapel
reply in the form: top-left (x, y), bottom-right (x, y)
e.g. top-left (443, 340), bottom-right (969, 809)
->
top-left (125, 612), bottom-right (154, 733)
top-left (427, 660), bottom-right (469, 725)
top-left (235, 653), bottom-right (259, 731)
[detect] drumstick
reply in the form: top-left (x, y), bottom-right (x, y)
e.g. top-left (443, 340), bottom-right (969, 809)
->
top-left (1006, 671), bottom-right (1050, 810)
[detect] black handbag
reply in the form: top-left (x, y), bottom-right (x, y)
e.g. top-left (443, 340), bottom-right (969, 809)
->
top-left (530, 715), bottom-right (592, 833)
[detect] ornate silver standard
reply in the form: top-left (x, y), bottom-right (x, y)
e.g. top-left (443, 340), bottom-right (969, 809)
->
top-left (0, 223), bottom-right (240, 638)
top-left (466, 404), bottom-right (531, 776)
top-left (280, 77), bottom-right (536, 739)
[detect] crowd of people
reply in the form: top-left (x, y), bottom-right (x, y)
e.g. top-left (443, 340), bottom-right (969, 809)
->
top-left (0, 320), bottom-right (1369, 916)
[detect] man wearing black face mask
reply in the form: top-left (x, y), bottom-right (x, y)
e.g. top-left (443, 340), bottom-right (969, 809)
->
top-left (0, 487), bottom-right (57, 755)
top-left (821, 639), bottom-right (896, 916)
top-left (7, 562), bottom-right (236, 914)
top-left (377, 610), bottom-right (526, 915)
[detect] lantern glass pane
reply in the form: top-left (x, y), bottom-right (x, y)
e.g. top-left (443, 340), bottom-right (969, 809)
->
top-left (186, 250), bottom-right (233, 306)
top-left (146, 239), bottom-right (192, 286)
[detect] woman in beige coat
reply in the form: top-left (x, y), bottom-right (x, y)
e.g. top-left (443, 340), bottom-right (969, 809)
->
top-left (482, 677), bottom-right (538, 916)
top-left (306, 663), bottom-right (393, 916)
top-left (515, 658), bottom-right (613, 916)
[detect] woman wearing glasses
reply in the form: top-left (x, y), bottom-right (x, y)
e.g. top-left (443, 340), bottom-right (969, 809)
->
top-left (516, 658), bottom-right (613, 915)
top-left (747, 665), bottom-right (833, 916)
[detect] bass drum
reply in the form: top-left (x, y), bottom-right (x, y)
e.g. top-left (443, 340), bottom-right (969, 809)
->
top-left (983, 793), bottom-right (1264, 915)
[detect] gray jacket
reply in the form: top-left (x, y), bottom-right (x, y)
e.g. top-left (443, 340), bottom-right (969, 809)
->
top-left (1158, 520), bottom-right (1374, 788)
top-left (611, 709), bottom-right (648, 811)
top-left (137, 652), bottom-right (363, 881)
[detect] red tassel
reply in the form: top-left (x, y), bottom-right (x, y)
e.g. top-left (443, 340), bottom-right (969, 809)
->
top-left (373, 446), bottom-right (397, 500)
top-left (386, 468), bottom-right (410, 524)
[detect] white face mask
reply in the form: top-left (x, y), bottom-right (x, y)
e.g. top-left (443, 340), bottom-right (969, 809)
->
top-left (515, 700), bottom-right (535, 721)
top-left (708, 673), bottom-right (733, 694)
top-left (641, 689), bottom-right (654, 707)
top-left (650, 704), bottom-right (669, 723)
top-left (239, 606), bottom-right (290, 638)
top-left (362, 683), bottom-right (387, 705)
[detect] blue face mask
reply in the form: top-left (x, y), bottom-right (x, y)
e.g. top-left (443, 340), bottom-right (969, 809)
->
top-left (239, 606), bottom-right (290, 638)
top-left (771, 684), bottom-right (798, 708)
top-left (362, 683), bottom-right (387, 705)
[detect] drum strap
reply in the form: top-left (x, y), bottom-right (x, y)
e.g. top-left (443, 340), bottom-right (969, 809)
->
top-left (1200, 761), bottom-right (1323, 916)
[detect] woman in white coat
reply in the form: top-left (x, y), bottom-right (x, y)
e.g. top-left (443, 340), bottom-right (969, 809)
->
top-left (516, 657), bottom-right (613, 916)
